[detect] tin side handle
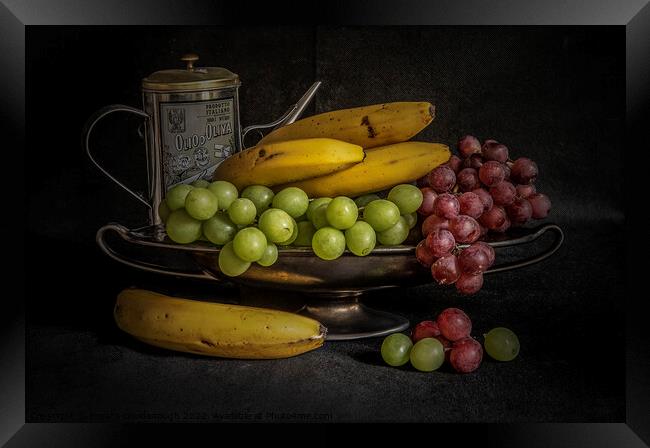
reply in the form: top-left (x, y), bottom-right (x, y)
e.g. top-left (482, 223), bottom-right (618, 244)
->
top-left (83, 104), bottom-right (152, 209)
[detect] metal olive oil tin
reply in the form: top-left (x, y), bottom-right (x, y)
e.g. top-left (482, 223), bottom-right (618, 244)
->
top-left (142, 54), bottom-right (242, 190)
top-left (84, 53), bottom-right (242, 227)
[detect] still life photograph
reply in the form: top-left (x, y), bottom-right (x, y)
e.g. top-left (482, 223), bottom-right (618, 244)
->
top-left (23, 23), bottom-right (627, 430)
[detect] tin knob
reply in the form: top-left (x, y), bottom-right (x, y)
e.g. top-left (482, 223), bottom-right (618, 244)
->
top-left (181, 53), bottom-right (199, 71)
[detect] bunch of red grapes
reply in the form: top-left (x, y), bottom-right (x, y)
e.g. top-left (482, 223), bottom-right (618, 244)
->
top-left (416, 135), bottom-right (552, 294)
top-left (411, 308), bottom-right (483, 373)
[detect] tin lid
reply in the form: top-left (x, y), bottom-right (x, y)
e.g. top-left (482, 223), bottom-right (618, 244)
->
top-left (142, 53), bottom-right (240, 92)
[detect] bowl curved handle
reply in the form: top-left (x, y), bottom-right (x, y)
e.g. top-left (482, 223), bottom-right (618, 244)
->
top-left (96, 223), bottom-right (216, 281)
top-left (484, 223), bottom-right (564, 275)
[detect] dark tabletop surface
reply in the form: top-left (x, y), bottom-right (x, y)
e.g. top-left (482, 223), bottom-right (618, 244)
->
top-left (26, 26), bottom-right (624, 423)
top-left (26, 222), bottom-right (624, 423)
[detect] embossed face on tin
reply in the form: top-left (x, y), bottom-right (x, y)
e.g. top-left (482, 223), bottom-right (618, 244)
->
top-left (167, 108), bottom-right (186, 133)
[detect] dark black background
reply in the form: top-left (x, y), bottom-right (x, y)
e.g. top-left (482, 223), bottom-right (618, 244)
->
top-left (26, 26), bottom-right (625, 422)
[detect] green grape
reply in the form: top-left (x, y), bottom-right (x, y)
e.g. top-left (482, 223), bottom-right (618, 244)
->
top-left (311, 227), bottom-right (346, 260)
top-left (306, 197), bottom-right (332, 222)
top-left (272, 187), bottom-right (309, 218)
top-left (257, 242), bottom-right (278, 267)
top-left (241, 185), bottom-right (275, 216)
top-left (381, 333), bottom-right (412, 367)
top-left (363, 199), bottom-right (400, 232)
top-left (344, 221), bottom-right (376, 256)
top-left (484, 327), bottom-right (520, 361)
top-left (166, 209), bottom-right (202, 244)
top-left (232, 227), bottom-right (268, 262)
top-left (409, 338), bottom-right (445, 372)
top-left (258, 208), bottom-right (295, 243)
top-left (208, 180), bottom-right (239, 210)
top-left (293, 221), bottom-right (316, 246)
top-left (192, 179), bottom-right (211, 188)
top-left (326, 196), bottom-right (358, 230)
top-left (202, 211), bottom-right (238, 245)
top-left (377, 216), bottom-right (410, 245)
top-left (387, 184), bottom-right (423, 215)
top-left (166, 184), bottom-right (194, 211)
top-left (158, 199), bottom-right (171, 223)
top-left (218, 241), bottom-right (251, 277)
top-left (403, 211), bottom-right (418, 229)
top-left (227, 198), bottom-right (257, 226)
top-left (354, 193), bottom-right (381, 208)
top-left (184, 187), bottom-right (219, 220)
top-left (278, 217), bottom-right (299, 246)
top-left (311, 203), bottom-right (330, 229)
top-left (295, 212), bottom-right (308, 222)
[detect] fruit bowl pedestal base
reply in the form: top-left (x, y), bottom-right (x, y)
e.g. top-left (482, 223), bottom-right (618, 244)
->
top-left (237, 286), bottom-right (410, 340)
top-left (299, 297), bottom-right (410, 341)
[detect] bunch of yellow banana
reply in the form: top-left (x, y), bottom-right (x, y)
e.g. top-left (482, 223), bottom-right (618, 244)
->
top-left (258, 101), bottom-right (435, 148)
top-left (277, 142), bottom-right (450, 198)
top-left (212, 101), bottom-right (448, 196)
top-left (114, 288), bottom-right (326, 359)
top-left (213, 138), bottom-right (364, 190)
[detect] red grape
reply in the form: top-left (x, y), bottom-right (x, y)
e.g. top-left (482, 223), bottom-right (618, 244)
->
top-left (431, 254), bottom-right (461, 285)
top-left (416, 175), bottom-right (430, 188)
top-left (455, 272), bottom-right (484, 294)
top-left (449, 215), bottom-right (481, 244)
top-left (417, 187), bottom-right (437, 216)
top-left (421, 214), bottom-right (449, 237)
top-left (457, 168), bottom-right (480, 192)
top-left (436, 335), bottom-right (452, 350)
top-left (447, 155), bottom-right (462, 173)
top-left (528, 193), bottom-right (551, 219)
top-left (433, 193), bottom-right (460, 219)
top-left (482, 141), bottom-right (509, 163)
top-left (506, 197), bottom-right (533, 225)
top-left (449, 337), bottom-right (483, 373)
top-left (478, 161), bottom-right (506, 187)
top-left (472, 188), bottom-right (493, 212)
top-left (425, 229), bottom-right (456, 257)
top-left (428, 166), bottom-right (457, 193)
top-left (462, 153), bottom-right (484, 170)
top-left (458, 243), bottom-right (491, 274)
top-left (416, 240), bottom-right (436, 268)
top-left (411, 320), bottom-right (441, 343)
top-left (458, 135), bottom-right (482, 158)
top-left (436, 308), bottom-right (472, 341)
top-left (482, 139), bottom-right (499, 148)
top-left (479, 224), bottom-right (489, 237)
top-left (510, 157), bottom-right (538, 184)
top-left (493, 216), bottom-right (511, 233)
top-left (503, 163), bottom-right (511, 181)
top-left (479, 205), bottom-right (507, 230)
top-left (473, 241), bottom-right (495, 266)
top-left (516, 183), bottom-right (536, 198)
top-left (436, 335), bottom-right (453, 362)
top-left (458, 192), bottom-right (484, 219)
top-left (490, 181), bottom-right (517, 206)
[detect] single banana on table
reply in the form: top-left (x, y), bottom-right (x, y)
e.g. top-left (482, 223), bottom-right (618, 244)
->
top-left (212, 137), bottom-right (364, 190)
top-left (114, 288), bottom-right (327, 359)
top-left (277, 142), bottom-right (450, 198)
top-left (258, 101), bottom-right (435, 149)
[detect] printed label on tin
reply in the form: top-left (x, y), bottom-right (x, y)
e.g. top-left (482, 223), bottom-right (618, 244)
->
top-left (160, 98), bottom-right (235, 188)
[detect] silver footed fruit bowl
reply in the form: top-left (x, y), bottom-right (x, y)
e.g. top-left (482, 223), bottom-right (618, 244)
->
top-left (97, 222), bottom-right (564, 340)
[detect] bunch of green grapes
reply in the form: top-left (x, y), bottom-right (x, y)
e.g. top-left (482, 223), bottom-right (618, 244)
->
top-left (159, 180), bottom-right (423, 277)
